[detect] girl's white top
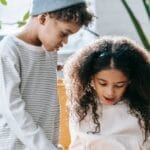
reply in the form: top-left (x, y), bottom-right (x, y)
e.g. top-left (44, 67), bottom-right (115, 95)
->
top-left (69, 101), bottom-right (149, 150)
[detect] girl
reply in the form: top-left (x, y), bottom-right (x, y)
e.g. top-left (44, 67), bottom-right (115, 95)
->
top-left (64, 36), bottom-right (150, 150)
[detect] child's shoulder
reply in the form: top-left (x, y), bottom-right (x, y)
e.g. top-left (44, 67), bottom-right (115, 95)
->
top-left (0, 35), bottom-right (17, 47)
top-left (0, 35), bottom-right (20, 60)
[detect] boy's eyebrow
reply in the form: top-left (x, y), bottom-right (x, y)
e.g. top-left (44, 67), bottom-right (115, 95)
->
top-left (65, 29), bottom-right (73, 34)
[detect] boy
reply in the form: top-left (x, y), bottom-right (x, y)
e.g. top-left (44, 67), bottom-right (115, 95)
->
top-left (0, 0), bottom-right (93, 149)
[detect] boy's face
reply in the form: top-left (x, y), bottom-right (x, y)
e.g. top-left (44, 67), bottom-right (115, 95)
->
top-left (38, 14), bottom-right (81, 51)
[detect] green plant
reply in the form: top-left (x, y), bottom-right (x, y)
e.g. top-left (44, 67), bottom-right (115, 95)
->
top-left (143, 0), bottom-right (150, 18)
top-left (0, 0), bottom-right (7, 5)
top-left (0, 0), bottom-right (30, 29)
top-left (121, 0), bottom-right (150, 50)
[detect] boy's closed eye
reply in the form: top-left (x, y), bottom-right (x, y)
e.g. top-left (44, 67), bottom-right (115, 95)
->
top-left (60, 32), bottom-right (68, 37)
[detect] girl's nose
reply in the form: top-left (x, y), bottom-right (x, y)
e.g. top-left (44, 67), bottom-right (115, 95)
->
top-left (106, 86), bottom-right (115, 98)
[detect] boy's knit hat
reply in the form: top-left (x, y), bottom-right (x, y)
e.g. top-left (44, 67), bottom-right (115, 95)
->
top-left (30, 0), bottom-right (86, 16)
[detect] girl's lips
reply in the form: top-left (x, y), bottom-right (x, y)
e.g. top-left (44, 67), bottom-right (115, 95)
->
top-left (105, 98), bottom-right (114, 101)
top-left (103, 96), bottom-right (115, 102)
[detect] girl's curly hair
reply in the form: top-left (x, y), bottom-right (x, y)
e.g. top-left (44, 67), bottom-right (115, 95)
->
top-left (64, 36), bottom-right (150, 141)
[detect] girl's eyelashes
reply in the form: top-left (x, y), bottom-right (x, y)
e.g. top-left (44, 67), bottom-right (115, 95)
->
top-left (114, 81), bottom-right (130, 88)
top-left (114, 83), bottom-right (126, 88)
top-left (98, 82), bottom-right (107, 86)
top-left (98, 82), bottom-right (128, 88)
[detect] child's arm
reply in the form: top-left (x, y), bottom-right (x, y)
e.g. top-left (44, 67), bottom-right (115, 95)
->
top-left (68, 108), bottom-right (86, 149)
top-left (142, 137), bottom-right (150, 150)
top-left (0, 55), bottom-right (57, 150)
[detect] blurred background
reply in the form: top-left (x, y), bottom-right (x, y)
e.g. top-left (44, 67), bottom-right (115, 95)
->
top-left (0, 0), bottom-right (150, 74)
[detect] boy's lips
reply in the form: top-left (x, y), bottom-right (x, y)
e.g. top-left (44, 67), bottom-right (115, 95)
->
top-left (55, 44), bottom-right (63, 50)
top-left (55, 46), bottom-right (60, 51)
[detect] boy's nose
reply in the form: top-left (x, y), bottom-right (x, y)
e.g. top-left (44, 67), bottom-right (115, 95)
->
top-left (63, 36), bottom-right (68, 44)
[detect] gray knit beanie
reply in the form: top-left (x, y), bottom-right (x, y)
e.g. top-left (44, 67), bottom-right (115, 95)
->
top-left (30, 0), bottom-right (86, 16)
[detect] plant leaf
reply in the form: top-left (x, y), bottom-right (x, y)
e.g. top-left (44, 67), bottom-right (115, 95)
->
top-left (121, 0), bottom-right (150, 50)
top-left (0, 0), bottom-right (7, 5)
top-left (17, 21), bottom-right (26, 27)
top-left (142, 0), bottom-right (150, 19)
top-left (23, 11), bottom-right (30, 21)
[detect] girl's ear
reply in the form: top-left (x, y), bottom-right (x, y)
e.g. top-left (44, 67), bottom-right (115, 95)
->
top-left (38, 13), bottom-right (47, 25)
top-left (90, 80), bottom-right (95, 89)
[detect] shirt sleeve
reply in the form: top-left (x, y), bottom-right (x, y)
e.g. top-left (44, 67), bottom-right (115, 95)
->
top-left (142, 137), bottom-right (150, 150)
top-left (0, 55), bottom-right (58, 150)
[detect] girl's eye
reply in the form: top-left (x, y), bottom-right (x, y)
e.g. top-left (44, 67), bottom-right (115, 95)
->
top-left (99, 82), bottom-right (107, 86)
top-left (114, 84), bottom-right (126, 88)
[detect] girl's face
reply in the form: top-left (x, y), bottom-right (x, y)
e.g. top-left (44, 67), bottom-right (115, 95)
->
top-left (92, 68), bottom-right (129, 105)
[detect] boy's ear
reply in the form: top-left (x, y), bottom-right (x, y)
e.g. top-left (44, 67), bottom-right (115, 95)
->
top-left (38, 14), bottom-right (47, 25)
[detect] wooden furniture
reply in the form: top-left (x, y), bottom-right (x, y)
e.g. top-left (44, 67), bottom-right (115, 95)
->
top-left (57, 79), bottom-right (70, 150)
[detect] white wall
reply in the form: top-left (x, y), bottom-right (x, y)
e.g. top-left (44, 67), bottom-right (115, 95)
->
top-left (95, 0), bottom-right (150, 46)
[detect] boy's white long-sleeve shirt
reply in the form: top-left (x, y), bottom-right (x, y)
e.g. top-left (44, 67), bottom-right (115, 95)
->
top-left (0, 35), bottom-right (59, 150)
top-left (69, 101), bottom-right (149, 150)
